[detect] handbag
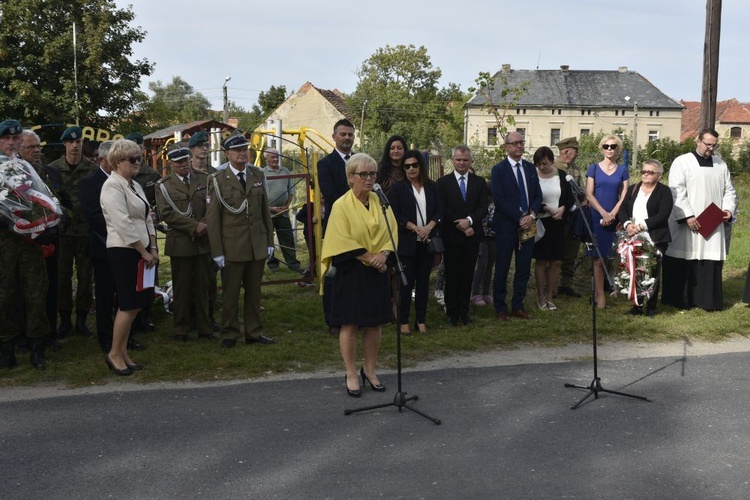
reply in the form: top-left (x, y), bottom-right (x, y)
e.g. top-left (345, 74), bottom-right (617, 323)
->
top-left (412, 188), bottom-right (443, 254)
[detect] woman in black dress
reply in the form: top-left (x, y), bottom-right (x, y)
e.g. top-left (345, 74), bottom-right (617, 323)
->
top-left (532, 147), bottom-right (574, 310)
top-left (375, 135), bottom-right (407, 195)
top-left (320, 153), bottom-right (398, 397)
top-left (389, 150), bottom-right (442, 335)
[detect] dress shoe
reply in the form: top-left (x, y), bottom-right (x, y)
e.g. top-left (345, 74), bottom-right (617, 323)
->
top-left (140, 316), bottom-right (156, 332)
top-left (198, 333), bottom-right (220, 340)
top-left (128, 338), bottom-right (147, 351)
top-left (360, 367), bottom-right (386, 392)
top-left (126, 362), bottom-right (144, 371)
top-left (105, 355), bottom-right (133, 376)
top-left (497, 312), bottom-right (510, 321)
top-left (557, 286), bottom-right (581, 298)
top-left (482, 295), bottom-right (493, 306)
top-left (75, 311), bottom-right (93, 337)
top-left (470, 295), bottom-right (486, 306)
top-left (646, 309), bottom-right (657, 318)
top-left (624, 306), bottom-right (643, 316)
top-left (461, 315), bottom-right (472, 325)
top-left (246, 335), bottom-right (276, 345)
top-left (345, 376), bottom-right (361, 398)
top-left (511, 310), bottom-right (530, 320)
top-left (220, 339), bottom-right (236, 349)
top-left (448, 315), bottom-right (459, 327)
top-left (173, 334), bottom-right (188, 342)
top-left (29, 340), bottom-right (46, 370)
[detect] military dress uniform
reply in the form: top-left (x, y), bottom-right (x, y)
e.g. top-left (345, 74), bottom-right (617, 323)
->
top-left (48, 130), bottom-right (97, 335)
top-left (155, 160), bottom-right (213, 340)
top-left (206, 145), bottom-right (274, 345)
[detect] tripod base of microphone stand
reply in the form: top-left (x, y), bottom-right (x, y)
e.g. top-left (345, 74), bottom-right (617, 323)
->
top-left (344, 391), bottom-right (442, 425)
top-left (564, 377), bottom-right (650, 410)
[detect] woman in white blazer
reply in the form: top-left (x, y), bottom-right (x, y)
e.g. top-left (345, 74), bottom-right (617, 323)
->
top-left (100, 139), bottom-right (158, 376)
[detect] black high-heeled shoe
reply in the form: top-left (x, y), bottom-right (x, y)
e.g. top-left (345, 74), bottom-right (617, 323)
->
top-left (360, 367), bottom-right (386, 392)
top-left (105, 355), bottom-right (133, 376)
top-left (345, 375), bottom-right (361, 398)
top-left (126, 362), bottom-right (144, 371)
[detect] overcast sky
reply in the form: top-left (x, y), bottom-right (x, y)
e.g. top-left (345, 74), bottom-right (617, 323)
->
top-left (114, 0), bottom-right (749, 111)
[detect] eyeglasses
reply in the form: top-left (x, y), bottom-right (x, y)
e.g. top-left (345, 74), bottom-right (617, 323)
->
top-left (602, 144), bottom-right (618, 150)
top-left (126, 156), bottom-right (142, 165)
top-left (403, 162), bottom-right (420, 170)
top-left (21, 144), bottom-right (41, 150)
top-left (641, 170), bottom-right (660, 176)
top-left (354, 171), bottom-right (377, 179)
top-left (700, 138), bottom-right (718, 148)
top-left (505, 140), bottom-right (525, 147)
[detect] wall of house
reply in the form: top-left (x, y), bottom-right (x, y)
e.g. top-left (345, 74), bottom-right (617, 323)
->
top-left (465, 106), bottom-right (682, 154)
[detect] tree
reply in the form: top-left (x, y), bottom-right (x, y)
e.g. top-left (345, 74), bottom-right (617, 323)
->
top-left (468, 71), bottom-right (531, 141)
top-left (0, 0), bottom-right (153, 127)
top-left (348, 44), bottom-right (458, 154)
top-left (142, 76), bottom-right (212, 130)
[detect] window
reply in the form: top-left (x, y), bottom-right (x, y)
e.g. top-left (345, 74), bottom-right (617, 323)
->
top-left (615, 110), bottom-right (619, 116)
top-left (580, 128), bottom-right (590, 137)
top-left (516, 128), bottom-right (526, 139)
top-left (731, 127), bottom-right (742, 140)
top-left (649, 110), bottom-right (659, 117)
top-left (581, 110), bottom-right (585, 116)
top-left (558, 109), bottom-right (562, 115)
top-left (648, 130), bottom-right (659, 142)
top-left (488, 127), bottom-right (498, 146)
top-left (551, 110), bottom-right (555, 115)
top-left (550, 128), bottom-right (561, 146)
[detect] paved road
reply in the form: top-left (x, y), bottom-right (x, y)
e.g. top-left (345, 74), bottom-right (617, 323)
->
top-left (2, 346), bottom-right (750, 499)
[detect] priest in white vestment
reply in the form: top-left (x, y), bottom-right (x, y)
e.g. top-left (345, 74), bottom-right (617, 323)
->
top-left (662, 129), bottom-right (737, 311)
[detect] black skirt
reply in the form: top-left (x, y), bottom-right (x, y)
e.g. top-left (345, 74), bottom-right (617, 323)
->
top-left (107, 247), bottom-right (152, 311)
top-left (533, 217), bottom-right (565, 261)
top-left (330, 254), bottom-right (392, 328)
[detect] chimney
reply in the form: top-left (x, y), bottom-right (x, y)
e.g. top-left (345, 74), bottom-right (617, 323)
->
top-left (560, 65), bottom-right (569, 73)
top-left (501, 64), bottom-right (511, 73)
top-left (618, 66), bottom-right (628, 73)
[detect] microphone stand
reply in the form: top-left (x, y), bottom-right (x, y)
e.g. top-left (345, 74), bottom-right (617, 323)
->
top-left (344, 196), bottom-right (442, 425)
top-left (563, 191), bottom-right (649, 409)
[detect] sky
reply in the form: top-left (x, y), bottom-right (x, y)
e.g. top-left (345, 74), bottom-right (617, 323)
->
top-left (114, 0), bottom-right (750, 112)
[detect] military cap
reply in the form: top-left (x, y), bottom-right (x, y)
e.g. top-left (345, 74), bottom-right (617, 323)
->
top-left (223, 133), bottom-right (249, 150)
top-left (0, 120), bottom-right (23, 136)
top-left (60, 125), bottom-right (83, 142)
top-left (188, 131), bottom-right (209, 148)
top-left (167, 146), bottom-right (190, 162)
top-left (126, 132), bottom-right (144, 145)
top-left (556, 137), bottom-right (579, 150)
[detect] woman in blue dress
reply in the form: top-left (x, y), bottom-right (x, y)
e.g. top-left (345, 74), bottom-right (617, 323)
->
top-left (585, 135), bottom-right (629, 308)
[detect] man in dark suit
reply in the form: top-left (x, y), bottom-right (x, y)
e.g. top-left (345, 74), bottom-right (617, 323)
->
top-left (436, 145), bottom-right (489, 326)
top-left (491, 131), bottom-right (543, 320)
top-left (79, 140), bottom-right (117, 352)
top-left (316, 118), bottom-right (355, 335)
top-left (206, 134), bottom-right (275, 348)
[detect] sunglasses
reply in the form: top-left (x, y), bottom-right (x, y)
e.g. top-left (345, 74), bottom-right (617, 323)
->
top-left (403, 162), bottom-right (420, 170)
top-left (602, 144), bottom-right (618, 150)
top-left (641, 170), bottom-right (660, 176)
top-left (126, 156), bottom-right (142, 165)
top-left (355, 171), bottom-right (377, 179)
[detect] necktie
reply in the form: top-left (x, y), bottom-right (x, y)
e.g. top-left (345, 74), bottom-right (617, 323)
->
top-left (237, 171), bottom-right (246, 190)
top-left (183, 175), bottom-right (190, 188)
top-left (459, 175), bottom-right (467, 201)
top-left (344, 154), bottom-right (351, 161)
top-left (515, 163), bottom-right (528, 212)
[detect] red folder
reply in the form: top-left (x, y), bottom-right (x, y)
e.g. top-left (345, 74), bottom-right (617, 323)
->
top-left (696, 202), bottom-right (725, 239)
top-left (137, 259), bottom-right (156, 291)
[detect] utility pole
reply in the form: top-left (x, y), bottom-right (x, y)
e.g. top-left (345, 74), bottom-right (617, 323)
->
top-left (359, 99), bottom-right (368, 150)
top-left (222, 76), bottom-right (231, 123)
top-left (632, 101), bottom-right (638, 170)
top-left (700, 0), bottom-right (722, 130)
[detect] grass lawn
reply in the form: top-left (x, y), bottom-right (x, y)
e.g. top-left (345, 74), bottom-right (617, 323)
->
top-left (2, 174), bottom-right (749, 388)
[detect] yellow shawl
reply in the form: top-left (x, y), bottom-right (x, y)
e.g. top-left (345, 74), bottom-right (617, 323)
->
top-left (319, 190), bottom-right (398, 294)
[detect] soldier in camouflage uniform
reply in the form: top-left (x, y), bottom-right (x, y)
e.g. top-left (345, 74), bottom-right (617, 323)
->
top-left (0, 120), bottom-right (52, 370)
top-left (127, 132), bottom-right (162, 333)
top-left (49, 126), bottom-right (97, 337)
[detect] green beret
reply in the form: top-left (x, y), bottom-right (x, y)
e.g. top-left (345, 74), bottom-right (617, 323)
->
top-left (188, 131), bottom-right (209, 148)
top-left (60, 126), bottom-right (83, 142)
top-left (556, 137), bottom-right (579, 150)
top-left (0, 120), bottom-right (23, 136)
top-left (126, 132), bottom-right (144, 144)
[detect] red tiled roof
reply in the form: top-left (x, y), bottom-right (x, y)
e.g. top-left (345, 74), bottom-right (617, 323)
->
top-left (680, 99), bottom-right (750, 142)
top-left (295, 82), bottom-right (352, 120)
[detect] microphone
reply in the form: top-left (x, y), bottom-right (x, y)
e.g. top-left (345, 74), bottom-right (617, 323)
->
top-left (565, 175), bottom-right (585, 198)
top-left (372, 183), bottom-right (390, 207)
